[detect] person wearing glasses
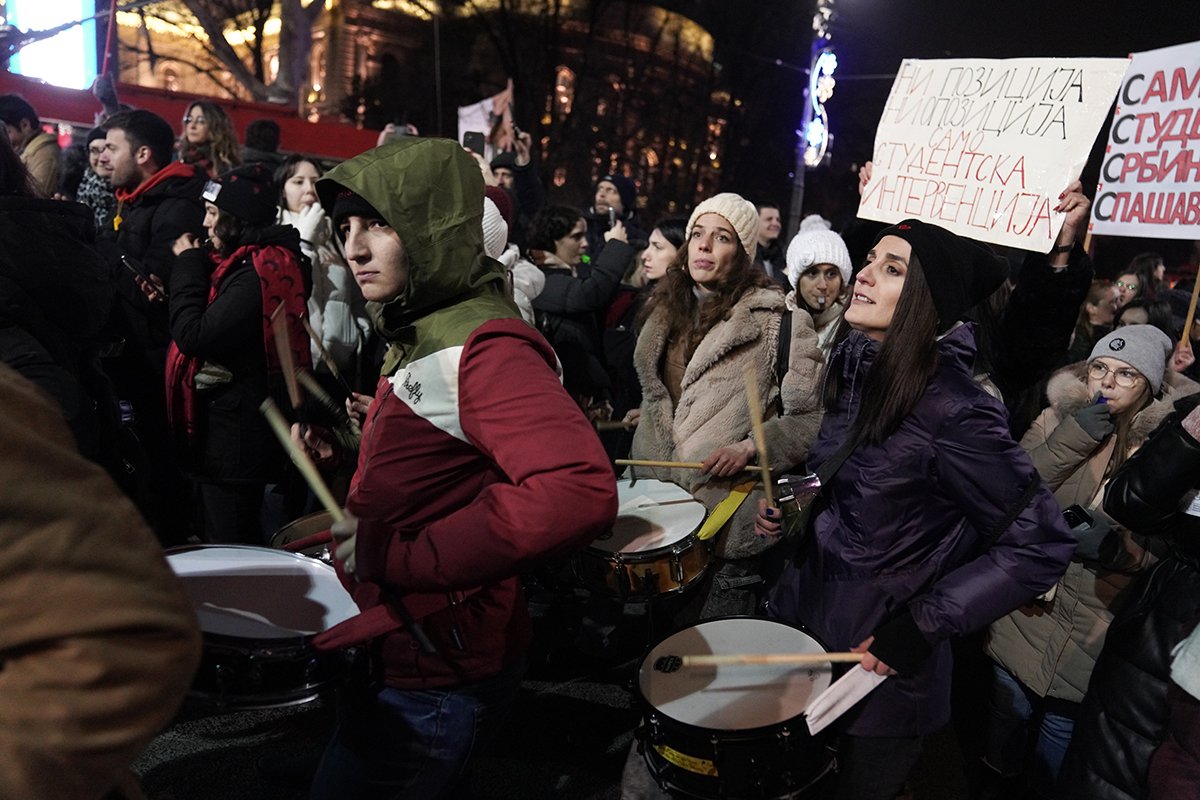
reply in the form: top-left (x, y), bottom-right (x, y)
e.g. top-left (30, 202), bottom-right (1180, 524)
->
top-left (75, 126), bottom-right (117, 231)
top-left (985, 324), bottom-right (1200, 797)
top-left (1113, 254), bottom-right (1160, 311)
top-left (178, 102), bottom-right (241, 178)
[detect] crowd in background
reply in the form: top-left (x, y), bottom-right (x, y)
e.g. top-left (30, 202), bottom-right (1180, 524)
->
top-left (2, 80), bottom-right (1200, 800)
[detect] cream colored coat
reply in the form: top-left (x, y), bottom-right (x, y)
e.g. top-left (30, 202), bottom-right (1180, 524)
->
top-left (0, 364), bottom-right (201, 799)
top-left (630, 287), bottom-right (824, 558)
top-left (986, 363), bottom-right (1198, 701)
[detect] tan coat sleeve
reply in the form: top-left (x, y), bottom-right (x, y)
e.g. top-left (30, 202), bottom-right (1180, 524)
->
top-left (760, 308), bottom-right (824, 471)
top-left (1020, 405), bottom-right (1102, 492)
top-left (0, 365), bottom-right (201, 800)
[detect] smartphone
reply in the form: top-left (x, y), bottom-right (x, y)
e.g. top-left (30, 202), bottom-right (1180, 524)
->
top-left (463, 131), bottom-right (486, 157)
top-left (608, 207), bottom-right (616, 226)
top-left (1062, 504), bottom-right (1093, 530)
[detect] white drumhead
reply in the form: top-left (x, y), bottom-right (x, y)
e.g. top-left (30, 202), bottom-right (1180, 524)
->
top-left (167, 545), bottom-right (359, 639)
top-left (591, 478), bottom-right (706, 554)
top-left (640, 618), bottom-right (832, 730)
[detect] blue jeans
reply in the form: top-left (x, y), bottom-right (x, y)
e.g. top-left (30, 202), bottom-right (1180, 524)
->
top-left (985, 664), bottom-right (1076, 798)
top-left (309, 659), bottom-right (523, 800)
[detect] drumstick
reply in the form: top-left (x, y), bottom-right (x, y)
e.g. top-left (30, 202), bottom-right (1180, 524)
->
top-left (595, 419), bottom-right (635, 432)
top-left (296, 368), bottom-right (351, 425)
top-left (615, 458), bottom-right (760, 473)
top-left (260, 398), bottom-right (439, 656)
top-left (744, 366), bottom-right (775, 507)
top-left (301, 317), bottom-right (354, 396)
top-left (261, 398), bottom-right (343, 521)
top-left (1181, 272), bottom-right (1200, 348)
top-left (271, 302), bottom-right (303, 410)
top-left (653, 652), bottom-right (864, 673)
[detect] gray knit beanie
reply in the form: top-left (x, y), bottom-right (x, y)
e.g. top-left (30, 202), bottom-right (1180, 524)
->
top-left (1089, 324), bottom-right (1173, 394)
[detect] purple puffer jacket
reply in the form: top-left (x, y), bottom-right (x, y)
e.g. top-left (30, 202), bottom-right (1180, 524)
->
top-left (769, 324), bottom-right (1075, 737)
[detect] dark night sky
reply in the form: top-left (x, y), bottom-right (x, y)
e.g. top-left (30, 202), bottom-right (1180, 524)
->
top-left (676, 0), bottom-right (1200, 250)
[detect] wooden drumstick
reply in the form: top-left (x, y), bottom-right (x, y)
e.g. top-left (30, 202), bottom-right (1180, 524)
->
top-left (654, 652), bottom-right (863, 672)
top-left (744, 366), bottom-right (775, 507)
top-left (260, 398), bottom-right (439, 656)
top-left (1181, 272), bottom-right (1200, 348)
top-left (261, 398), bottom-right (343, 522)
top-left (271, 302), bottom-right (303, 411)
top-left (615, 458), bottom-right (760, 473)
top-left (301, 317), bottom-right (355, 396)
top-left (595, 419), bottom-right (635, 432)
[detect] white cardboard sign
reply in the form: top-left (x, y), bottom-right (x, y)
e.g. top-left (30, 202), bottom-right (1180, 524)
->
top-left (859, 57), bottom-right (1128, 251)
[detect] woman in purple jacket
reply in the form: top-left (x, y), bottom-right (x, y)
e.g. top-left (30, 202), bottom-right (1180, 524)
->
top-left (762, 218), bottom-right (1077, 799)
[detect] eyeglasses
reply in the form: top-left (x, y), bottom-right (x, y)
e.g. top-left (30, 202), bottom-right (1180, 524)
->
top-left (1088, 361), bottom-right (1144, 388)
top-left (1115, 280), bottom-right (1139, 292)
top-left (183, 116), bottom-right (207, 125)
top-left (88, 146), bottom-right (106, 156)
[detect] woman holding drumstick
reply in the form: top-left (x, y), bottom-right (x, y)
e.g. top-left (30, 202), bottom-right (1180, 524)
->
top-left (758, 215), bottom-right (1079, 799)
top-left (625, 192), bottom-right (824, 618)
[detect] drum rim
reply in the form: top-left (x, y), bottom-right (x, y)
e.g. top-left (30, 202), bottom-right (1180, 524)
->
top-left (166, 543), bottom-right (350, 644)
top-left (635, 615), bottom-right (835, 738)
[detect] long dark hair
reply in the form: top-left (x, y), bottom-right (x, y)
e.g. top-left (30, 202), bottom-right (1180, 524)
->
top-left (212, 210), bottom-right (252, 257)
top-left (273, 154), bottom-right (323, 210)
top-left (639, 237), bottom-right (778, 354)
top-left (823, 252), bottom-right (939, 445)
top-left (0, 122), bottom-right (37, 197)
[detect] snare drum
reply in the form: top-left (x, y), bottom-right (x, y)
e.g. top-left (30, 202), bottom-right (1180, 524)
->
top-left (575, 478), bottom-right (711, 599)
top-left (167, 545), bottom-right (360, 707)
top-left (636, 617), bottom-right (835, 799)
top-left (270, 510), bottom-right (335, 560)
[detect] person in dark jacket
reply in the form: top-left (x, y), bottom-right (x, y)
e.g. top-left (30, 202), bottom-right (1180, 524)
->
top-left (96, 108), bottom-right (207, 544)
top-left (761, 218), bottom-right (1076, 800)
top-left (167, 163), bottom-right (311, 544)
top-left (528, 203), bottom-right (633, 418)
top-left (584, 173), bottom-right (647, 257)
top-left (1055, 392), bottom-right (1200, 800)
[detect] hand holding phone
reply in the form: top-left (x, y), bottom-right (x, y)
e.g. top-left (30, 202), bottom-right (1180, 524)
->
top-left (463, 131), bottom-right (486, 157)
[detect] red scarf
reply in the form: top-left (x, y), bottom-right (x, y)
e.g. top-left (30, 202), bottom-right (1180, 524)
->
top-left (165, 244), bottom-right (312, 447)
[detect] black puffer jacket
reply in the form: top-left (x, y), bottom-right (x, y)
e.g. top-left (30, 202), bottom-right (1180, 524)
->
top-left (0, 197), bottom-right (117, 463)
top-left (1058, 393), bottom-right (1200, 800)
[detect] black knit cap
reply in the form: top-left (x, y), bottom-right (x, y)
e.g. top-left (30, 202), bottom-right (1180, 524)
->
top-left (330, 188), bottom-right (383, 230)
top-left (872, 219), bottom-right (1010, 333)
top-left (201, 163), bottom-right (276, 226)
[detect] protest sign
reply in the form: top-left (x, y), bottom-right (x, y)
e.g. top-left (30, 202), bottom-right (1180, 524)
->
top-left (859, 57), bottom-right (1127, 251)
top-left (1090, 40), bottom-right (1200, 239)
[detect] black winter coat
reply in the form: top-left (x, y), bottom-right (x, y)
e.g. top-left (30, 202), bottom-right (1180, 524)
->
top-left (168, 226), bottom-right (308, 483)
top-left (531, 239), bottom-right (633, 400)
top-left (1058, 393), bottom-right (1200, 800)
top-left (0, 198), bottom-right (117, 463)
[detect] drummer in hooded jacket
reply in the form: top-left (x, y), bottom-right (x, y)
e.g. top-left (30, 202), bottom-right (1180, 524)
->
top-left (303, 137), bottom-right (617, 799)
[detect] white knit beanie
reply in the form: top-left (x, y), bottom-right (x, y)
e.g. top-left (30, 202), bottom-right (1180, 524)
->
top-left (686, 192), bottom-right (760, 262)
top-left (482, 196), bottom-right (508, 260)
top-left (785, 215), bottom-right (853, 288)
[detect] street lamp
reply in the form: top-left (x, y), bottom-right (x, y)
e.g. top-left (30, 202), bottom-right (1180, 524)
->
top-left (787, 0), bottom-right (837, 237)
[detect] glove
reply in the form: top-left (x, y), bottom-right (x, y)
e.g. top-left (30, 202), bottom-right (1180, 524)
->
top-left (1074, 397), bottom-right (1114, 440)
top-left (1072, 518), bottom-right (1111, 561)
top-left (330, 513), bottom-right (358, 575)
top-left (295, 202), bottom-right (329, 247)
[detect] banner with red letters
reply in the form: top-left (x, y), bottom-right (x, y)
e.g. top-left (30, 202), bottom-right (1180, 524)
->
top-left (1089, 40), bottom-right (1200, 240)
top-left (859, 57), bottom-right (1128, 251)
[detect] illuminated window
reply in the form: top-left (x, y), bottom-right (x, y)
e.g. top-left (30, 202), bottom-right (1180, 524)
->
top-left (554, 66), bottom-right (575, 118)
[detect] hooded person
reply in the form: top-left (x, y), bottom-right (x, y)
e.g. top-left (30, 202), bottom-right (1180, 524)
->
top-left (758, 218), bottom-right (1076, 800)
top-left (164, 162), bottom-right (312, 545)
top-left (784, 214), bottom-right (853, 357)
top-left (302, 137), bottom-right (617, 799)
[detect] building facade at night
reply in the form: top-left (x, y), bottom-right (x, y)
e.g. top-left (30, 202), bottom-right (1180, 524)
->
top-left (114, 0), bottom-right (741, 215)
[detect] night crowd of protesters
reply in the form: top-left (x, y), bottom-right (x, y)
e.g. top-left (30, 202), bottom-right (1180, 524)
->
top-left (2, 79), bottom-right (1200, 800)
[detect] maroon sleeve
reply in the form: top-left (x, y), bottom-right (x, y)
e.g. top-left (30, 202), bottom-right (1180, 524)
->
top-left (367, 323), bottom-right (617, 591)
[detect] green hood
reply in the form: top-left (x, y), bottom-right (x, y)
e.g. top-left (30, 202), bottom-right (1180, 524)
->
top-left (317, 137), bottom-right (515, 336)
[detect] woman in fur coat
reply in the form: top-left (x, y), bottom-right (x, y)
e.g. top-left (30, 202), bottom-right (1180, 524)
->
top-left (985, 323), bottom-right (1200, 797)
top-left (627, 192), bottom-right (824, 618)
